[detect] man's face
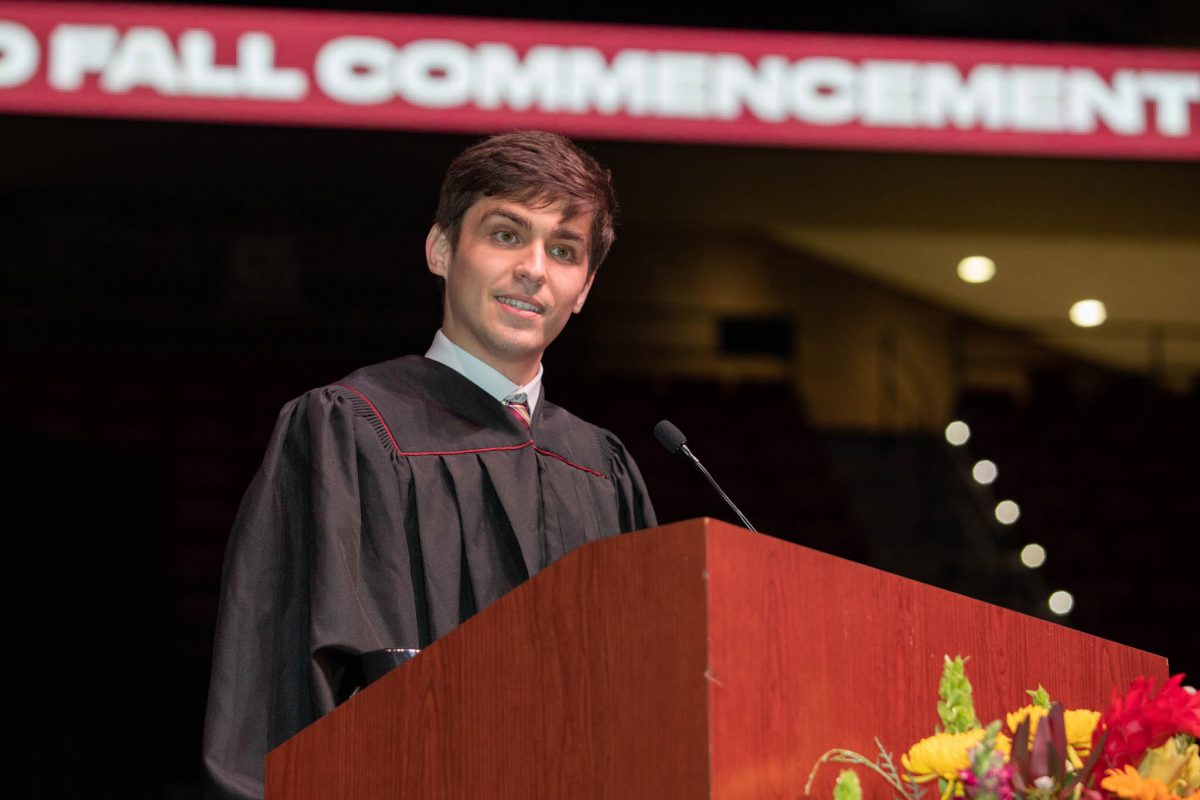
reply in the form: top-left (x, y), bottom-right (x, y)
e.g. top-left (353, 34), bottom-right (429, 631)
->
top-left (426, 197), bottom-right (595, 384)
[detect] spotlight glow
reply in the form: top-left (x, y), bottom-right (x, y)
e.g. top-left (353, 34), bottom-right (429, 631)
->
top-left (1048, 590), bottom-right (1074, 616)
top-left (995, 500), bottom-right (1021, 525)
top-left (1020, 543), bottom-right (1047, 568)
top-left (1069, 299), bottom-right (1107, 328)
top-left (957, 256), bottom-right (996, 284)
top-left (972, 459), bottom-right (998, 485)
top-left (945, 420), bottom-right (971, 446)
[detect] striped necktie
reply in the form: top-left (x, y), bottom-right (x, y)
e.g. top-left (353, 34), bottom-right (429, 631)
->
top-left (504, 393), bottom-right (532, 431)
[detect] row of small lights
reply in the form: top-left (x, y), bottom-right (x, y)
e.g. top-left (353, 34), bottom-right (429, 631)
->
top-left (957, 257), bottom-right (1107, 328)
top-left (944, 419), bottom-right (1075, 617)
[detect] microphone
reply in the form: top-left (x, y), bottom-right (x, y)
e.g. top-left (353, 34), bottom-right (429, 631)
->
top-left (653, 420), bottom-right (757, 533)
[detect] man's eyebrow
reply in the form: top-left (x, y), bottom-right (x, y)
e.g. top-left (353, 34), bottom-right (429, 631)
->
top-left (479, 206), bottom-right (531, 231)
top-left (480, 206), bottom-right (588, 244)
top-left (552, 227), bottom-right (587, 245)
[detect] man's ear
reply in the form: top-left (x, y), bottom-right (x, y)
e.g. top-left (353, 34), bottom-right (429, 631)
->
top-left (572, 273), bottom-right (596, 314)
top-left (426, 225), bottom-right (451, 278)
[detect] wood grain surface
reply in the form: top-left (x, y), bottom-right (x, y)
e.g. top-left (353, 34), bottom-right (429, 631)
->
top-left (266, 520), bottom-right (713, 799)
top-left (705, 521), bottom-right (1167, 799)
top-left (266, 519), bottom-right (1166, 799)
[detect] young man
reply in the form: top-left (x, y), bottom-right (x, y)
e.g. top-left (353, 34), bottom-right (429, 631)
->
top-left (202, 132), bottom-right (657, 800)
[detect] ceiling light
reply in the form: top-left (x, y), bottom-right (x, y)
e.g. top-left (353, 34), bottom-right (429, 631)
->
top-left (945, 420), bottom-right (970, 446)
top-left (1020, 543), bottom-right (1046, 568)
top-left (995, 500), bottom-right (1020, 525)
top-left (972, 459), bottom-right (998, 485)
top-left (1069, 299), bottom-right (1107, 327)
top-left (1048, 590), bottom-right (1074, 615)
top-left (957, 256), bottom-right (995, 284)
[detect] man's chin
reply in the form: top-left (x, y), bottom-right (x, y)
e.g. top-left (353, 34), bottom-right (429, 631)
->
top-left (477, 333), bottom-right (549, 367)
top-left (492, 339), bottom-right (546, 361)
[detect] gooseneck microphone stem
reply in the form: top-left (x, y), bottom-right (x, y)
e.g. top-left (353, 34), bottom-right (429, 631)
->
top-left (678, 443), bottom-right (758, 533)
top-left (653, 420), bottom-right (758, 533)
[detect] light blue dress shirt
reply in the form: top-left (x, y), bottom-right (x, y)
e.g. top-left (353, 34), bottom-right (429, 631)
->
top-left (424, 329), bottom-right (543, 415)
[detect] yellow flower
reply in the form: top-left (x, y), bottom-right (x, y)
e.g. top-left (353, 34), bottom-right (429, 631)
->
top-left (1065, 709), bottom-right (1100, 754)
top-left (1179, 743), bottom-right (1200, 794)
top-left (902, 730), bottom-right (985, 784)
top-left (1102, 765), bottom-right (1175, 800)
top-left (1007, 704), bottom-right (1047, 736)
top-left (902, 729), bottom-right (1010, 784)
top-left (1006, 705), bottom-right (1100, 768)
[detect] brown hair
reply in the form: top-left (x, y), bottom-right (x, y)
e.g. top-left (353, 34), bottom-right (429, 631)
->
top-left (434, 131), bottom-right (618, 275)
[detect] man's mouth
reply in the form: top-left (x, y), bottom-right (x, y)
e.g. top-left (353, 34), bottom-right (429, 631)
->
top-left (497, 296), bottom-right (544, 314)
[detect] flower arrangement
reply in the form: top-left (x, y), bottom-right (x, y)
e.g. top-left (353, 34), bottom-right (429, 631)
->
top-left (807, 656), bottom-right (1200, 800)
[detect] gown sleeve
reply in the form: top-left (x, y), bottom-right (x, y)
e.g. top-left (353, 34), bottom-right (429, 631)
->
top-left (603, 429), bottom-right (659, 533)
top-left (201, 388), bottom-right (376, 800)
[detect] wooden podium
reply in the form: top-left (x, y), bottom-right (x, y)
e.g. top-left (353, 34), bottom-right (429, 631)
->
top-left (265, 519), bottom-right (1165, 798)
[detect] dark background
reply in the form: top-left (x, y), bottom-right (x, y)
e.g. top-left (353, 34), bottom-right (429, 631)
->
top-left (3, 1), bottom-right (1197, 797)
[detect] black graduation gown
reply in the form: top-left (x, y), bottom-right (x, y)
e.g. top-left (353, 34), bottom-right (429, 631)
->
top-left (201, 356), bottom-right (656, 800)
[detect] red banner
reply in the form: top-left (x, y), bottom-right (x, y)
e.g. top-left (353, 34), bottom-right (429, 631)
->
top-left (2, 1), bottom-right (1198, 159)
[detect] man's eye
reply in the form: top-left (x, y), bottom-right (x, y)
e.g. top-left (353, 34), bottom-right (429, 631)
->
top-left (550, 245), bottom-right (577, 262)
top-left (494, 230), bottom-right (518, 244)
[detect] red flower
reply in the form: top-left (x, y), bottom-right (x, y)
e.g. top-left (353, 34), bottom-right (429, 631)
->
top-left (1092, 674), bottom-right (1200, 779)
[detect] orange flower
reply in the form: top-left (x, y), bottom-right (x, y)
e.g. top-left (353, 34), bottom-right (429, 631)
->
top-left (1102, 765), bottom-right (1175, 800)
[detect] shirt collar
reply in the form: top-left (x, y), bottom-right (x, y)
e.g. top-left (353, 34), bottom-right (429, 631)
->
top-left (425, 329), bottom-right (543, 415)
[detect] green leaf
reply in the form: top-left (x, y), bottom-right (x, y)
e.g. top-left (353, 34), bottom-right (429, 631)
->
top-left (834, 769), bottom-right (863, 800)
top-left (937, 655), bottom-right (979, 733)
top-left (1026, 685), bottom-right (1051, 709)
top-left (969, 721), bottom-right (1004, 775)
top-left (805, 742), bottom-right (925, 800)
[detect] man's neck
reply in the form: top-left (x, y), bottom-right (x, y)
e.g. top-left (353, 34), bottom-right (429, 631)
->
top-left (425, 330), bottom-right (544, 414)
top-left (491, 359), bottom-right (539, 387)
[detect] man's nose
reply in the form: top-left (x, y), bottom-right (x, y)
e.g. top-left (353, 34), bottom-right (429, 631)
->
top-left (514, 244), bottom-right (548, 284)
